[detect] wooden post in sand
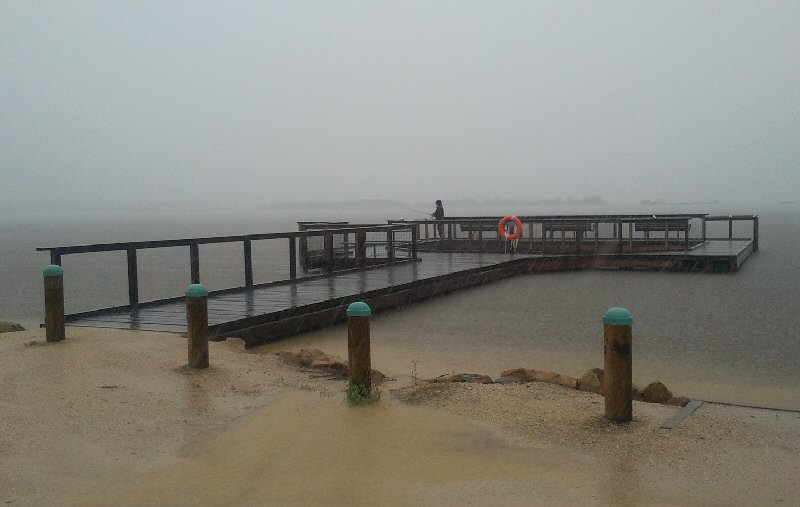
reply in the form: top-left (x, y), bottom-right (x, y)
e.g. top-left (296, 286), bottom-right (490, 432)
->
top-left (603, 307), bottom-right (633, 422)
top-left (43, 265), bottom-right (65, 342)
top-left (186, 284), bottom-right (209, 369)
top-left (347, 302), bottom-right (372, 393)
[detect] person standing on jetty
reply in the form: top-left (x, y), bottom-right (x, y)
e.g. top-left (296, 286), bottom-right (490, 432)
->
top-left (431, 199), bottom-right (445, 240)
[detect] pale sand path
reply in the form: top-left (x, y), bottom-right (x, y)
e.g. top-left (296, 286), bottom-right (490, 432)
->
top-left (1, 327), bottom-right (798, 506)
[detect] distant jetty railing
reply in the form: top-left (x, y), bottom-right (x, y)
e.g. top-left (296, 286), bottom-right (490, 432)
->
top-left (388, 214), bottom-right (758, 254)
top-left (36, 224), bottom-right (417, 309)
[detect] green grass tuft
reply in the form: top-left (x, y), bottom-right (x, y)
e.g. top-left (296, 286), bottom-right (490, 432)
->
top-left (346, 381), bottom-right (380, 405)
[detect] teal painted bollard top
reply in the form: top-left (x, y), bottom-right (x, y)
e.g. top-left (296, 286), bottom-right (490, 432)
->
top-left (347, 301), bottom-right (372, 317)
top-left (186, 283), bottom-right (209, 298)
top-left (603, 307), bottom-right (633, 326)
top-left (44, 264), bottom-right (64, 278)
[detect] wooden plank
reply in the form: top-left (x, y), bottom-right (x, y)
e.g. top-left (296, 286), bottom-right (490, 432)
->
top-left (661, 399), bottom-right (704, 429)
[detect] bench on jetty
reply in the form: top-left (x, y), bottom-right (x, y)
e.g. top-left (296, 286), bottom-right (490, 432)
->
top-left (635, 219), bottom-right (691, 238)
top-left (542, 220), bottom-right (594, 239)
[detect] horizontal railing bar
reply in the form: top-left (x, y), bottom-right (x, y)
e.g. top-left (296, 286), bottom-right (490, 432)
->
top-left (36, 224), bottom-right (413, 255)
top-left (704, 215), bottom-right (758, 220)
top-left (389, 215), bottom-right (707, 225)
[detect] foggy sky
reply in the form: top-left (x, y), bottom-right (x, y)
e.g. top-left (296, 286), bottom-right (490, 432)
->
top-left (2, 1), bottom-right (798, 209)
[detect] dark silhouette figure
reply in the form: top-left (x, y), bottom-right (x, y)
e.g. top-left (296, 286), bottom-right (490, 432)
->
top-left (431, 200), bottom-right (445, 240)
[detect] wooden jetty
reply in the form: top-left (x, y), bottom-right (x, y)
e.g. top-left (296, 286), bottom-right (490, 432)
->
top-left (36, 214), bottom-right (758, 347)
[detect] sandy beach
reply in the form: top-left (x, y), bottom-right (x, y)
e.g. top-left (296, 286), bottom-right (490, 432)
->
top-left (1, 325), bottom-right (798, 506)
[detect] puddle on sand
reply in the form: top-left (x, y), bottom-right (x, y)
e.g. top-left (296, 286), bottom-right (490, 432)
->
top-left (70, 390), bottom-right (603, 506)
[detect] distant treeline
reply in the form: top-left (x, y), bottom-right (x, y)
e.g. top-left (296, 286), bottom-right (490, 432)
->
top-left (261, 196), bottom-right (607, 210)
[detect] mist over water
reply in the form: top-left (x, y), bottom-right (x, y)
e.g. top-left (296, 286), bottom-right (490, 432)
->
top-left (1, 204), bottom-right (799, 408)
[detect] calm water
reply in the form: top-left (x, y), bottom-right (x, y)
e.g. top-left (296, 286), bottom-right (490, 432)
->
top-left (2, 205), bottom-right (798, 408)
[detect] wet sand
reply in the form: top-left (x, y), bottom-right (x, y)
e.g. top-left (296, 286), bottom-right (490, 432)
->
top-left (1, 326), bottom-right (798, 506)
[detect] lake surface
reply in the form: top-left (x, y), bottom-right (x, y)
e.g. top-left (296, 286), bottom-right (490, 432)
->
top-left (1, 204), bottom-right (798, 409)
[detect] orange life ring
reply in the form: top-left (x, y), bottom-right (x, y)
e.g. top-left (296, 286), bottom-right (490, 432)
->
top-left (498, 215), bottom-right (523, 240)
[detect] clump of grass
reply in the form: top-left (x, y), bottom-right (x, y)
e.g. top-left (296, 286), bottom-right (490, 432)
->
top-left (346, 382), bottom-right (380, 405)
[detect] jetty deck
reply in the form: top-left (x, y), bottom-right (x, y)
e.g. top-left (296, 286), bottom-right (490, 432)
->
top-left (38, 214), bottom-right (758, 347)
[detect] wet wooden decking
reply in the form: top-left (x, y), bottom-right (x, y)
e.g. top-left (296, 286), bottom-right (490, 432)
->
top-left (65, 239), bottom-right (754, 346)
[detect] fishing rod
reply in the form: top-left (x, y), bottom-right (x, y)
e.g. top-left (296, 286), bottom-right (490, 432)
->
top-left (402, 207), bottom-right (434, 217)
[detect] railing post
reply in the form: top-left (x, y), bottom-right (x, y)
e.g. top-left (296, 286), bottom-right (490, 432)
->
top-left (728, 215), bottom-right (733, 239)
top-left (386, 230), bottom-right (395, 263)
top-left (752, 215), bottom-right (759, 252)
top-left (324, 233), bottom-right (334, 272)
top-left (448, 223), bottom-right (454, 252)
top-left (528, 221), bottom-right (534, 251)
top-left (126, 248), bottom-right (139, 307)
top-left (186, 284), bottom-right (209, 369)
top-left (189, 243), bottom-right (200, 284)
top-left (603, 307), bottom-right (633, 422)
top-left (347, 302), bottom-right (372, 399)
top-left (411, 226), bottom-right (418, 260)
top-left (299, 234), bottom-right (308, 272)
top-left (627, 222), bottom-right (633, 251)
top-left (288, 237), bottom-right (297, 279)
top-left (243, 240), bottom-right (253, 287)
top-left (594, 221), bottom-right (600, 251)
top-left (702, 217), bottom-right (707, 243)
top-left (355, 231), bottom-right (367, 268)
top-left (44, 265), bottom-right (65, 342)
top-left (684, 220), bottom-right (690, 250)
top-left (664, 221), bottom-right (669, 249)
top-left (542, 221), bottom-right (547, 252)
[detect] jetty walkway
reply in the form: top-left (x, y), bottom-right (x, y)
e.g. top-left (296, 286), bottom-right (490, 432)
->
top-left (37, 214), bottom-right (757, 347)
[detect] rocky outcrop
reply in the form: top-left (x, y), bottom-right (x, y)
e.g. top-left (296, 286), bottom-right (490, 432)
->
top-left (277, 349), bottom-right (385, 383)
top-left (577, 368), bottom-right (604, 394)
top-left (500, 368), bottom-right (579, 389)
top-left (430, 373), bottom-right (493, 384)
top-left (0, 322), bottom-right (25, 333)
top-left (641, 381), bottom-right (673, 404)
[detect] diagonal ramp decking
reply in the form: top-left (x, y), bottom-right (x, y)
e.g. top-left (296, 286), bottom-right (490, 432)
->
top-left (67, 252), bottom-right (519, 339)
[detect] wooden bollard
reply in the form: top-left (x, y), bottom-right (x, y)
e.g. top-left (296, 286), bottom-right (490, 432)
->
top-left (43, 265), bottom-right (65, 342)
top-left (603, 307), bottom-right (633, 422)
top-left (186, 284), bottom-right (209, 369)
top-left (347, 301), bottom-right (372, 392)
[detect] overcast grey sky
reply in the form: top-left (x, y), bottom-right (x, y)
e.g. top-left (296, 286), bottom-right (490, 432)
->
top-left (2, 1), bottom-right (798, 208)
